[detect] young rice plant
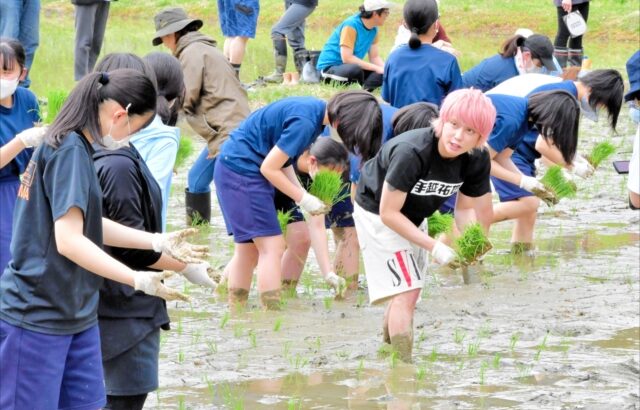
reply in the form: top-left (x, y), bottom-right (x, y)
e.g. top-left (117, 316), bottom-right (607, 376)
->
top-left (586, 141), bottom-right (616, 168)
top-left (427, 211), bottom-right (454, 238)
top-left (307, 169), bottom-right (348, 206)
top-left (454, 222), bottom-right (492, 265)
top-left (540, 165), bottom-right (577, 201)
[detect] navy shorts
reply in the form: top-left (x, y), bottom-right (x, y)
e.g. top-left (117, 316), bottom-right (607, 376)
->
top-left (325, 185), bottom-right (355, 228)
top-left (274, 189), bottom-right (305, 224)
top-left (217, 0), bottom-right (260, 37)
top-left (439, 194), bottom-right (456, 214)
top-left (0, 320), bottom-right (106, 410)
top-left (492, 156), bottom-right (535, 202)
top-left (214, 161), bottom-right (281, 243)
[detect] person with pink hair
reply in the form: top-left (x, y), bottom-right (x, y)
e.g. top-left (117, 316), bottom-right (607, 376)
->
top-left (352, 88), bottom-right (496, 363)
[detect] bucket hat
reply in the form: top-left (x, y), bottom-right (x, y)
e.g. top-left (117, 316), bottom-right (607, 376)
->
top-left (152, 7), bottom-right (203, 46)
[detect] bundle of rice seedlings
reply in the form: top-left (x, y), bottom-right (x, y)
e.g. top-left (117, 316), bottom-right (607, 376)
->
top-left (453, 222), bottom-right (492, 266)
top-left (427, 211), bottom-right (454, 238)
top-left (307, 169), bottom-right (348, 206)
top-left (277, 209), bottom-right (294, 236)
top-left (44, 90), bottom-right (68, 124)
top-left (586, 141), bottom-right (616, 169)
top-left (540, 165), bottom-right (577, 201)
top-left (174, 136), bottom-right (194, 171)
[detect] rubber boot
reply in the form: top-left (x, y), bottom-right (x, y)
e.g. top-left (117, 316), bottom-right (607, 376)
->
top-left (185, 189), bottom-right (211, 225)
top-left (263, 38), bottom-right (287, 83)
top-left (293, 49), bottom-right (309, 76)
top-left (553, 46), bottom-right (568, 68)
top-left (568, 48), bottom-right (584, 67)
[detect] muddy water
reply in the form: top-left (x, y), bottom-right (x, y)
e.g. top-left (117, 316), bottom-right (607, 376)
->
top-left (145, 112), bottom-right (639, 409)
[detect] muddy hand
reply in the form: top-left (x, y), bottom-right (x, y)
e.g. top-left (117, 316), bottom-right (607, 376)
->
top-left (325, 271), bottom-right (347, 298)
top-left (180, 262), bottom-right (217, 289)
top-left (532, 186), bottom-right (559, 207)
top-left (152, 228), bottom-right (210, 263)
top-left (133, 271), bottom-right (190, 302)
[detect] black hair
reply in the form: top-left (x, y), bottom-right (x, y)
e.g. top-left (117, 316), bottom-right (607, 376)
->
top-left (144, 52), bottom-right (185, 126)
top-left (359, 5), bottom-right (388, 18)
top-left (499, 34), bottom-right (526, 58)
top-left (94, 53), bottom-right (158, 90)
top-left (579, 69), bottom-right (624, 131)
top-left (175, 21), bottom-right (202, 43)
top-left (527, 90), bottom-right (579, 164)
top-left (327, 90), bottom-right (382, 162)
top-left (309, 137), bottom-right (349, 169)
top-left (403, 0), bottom-right (439, 49)
top-left (0, 37), bottom-right (26, 72)
top-left (391, 102), bottom-right (439, 135)
top-left (45, 69), bottom-right (157, 148)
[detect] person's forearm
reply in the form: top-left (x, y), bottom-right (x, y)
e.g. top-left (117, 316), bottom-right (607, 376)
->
top-left (380, 209), bottom-right (436, 251)
top-left (343, 54), bottom-right (382, 72)
top-left (262, 166), bottom-right (305, 203)
top-left (308, 215), bottom-right (333, 277)
top-left (56, 230), bottom-right (136, 286)
top-left (369, 55), bottom-right (384, 68)
top-left (102, 217), bottom-right (154, 249)
top-left (148, 252), bottom-right (187, 271)
top-left (0, 137), bottom-right (27, 169)
top-left (536, 137), bottom-right (567, 166)
top-left (490, 158), bottom-right (522, 186)
top-left (455, 193), bottom-right (493, 233)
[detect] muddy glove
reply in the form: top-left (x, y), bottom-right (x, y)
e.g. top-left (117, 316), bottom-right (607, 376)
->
top-left (296, 191), bottom-right (329, 215)
top-left (570, 155), bottom-right (595, 178)
top-left (133, 271), bottom-right (190, 301)
top-left (325, 271), bottom-right (346, 298)
top-left (151, 228), bottom-right (209, 264)
top-left (519, 175), bottom-right (545, 193)
top-left (180, 262), bottom-right (217, 289)
top-left (17, 126), bottom-right (47, 148)
top-left (430, 241), bottom-right (456, 265)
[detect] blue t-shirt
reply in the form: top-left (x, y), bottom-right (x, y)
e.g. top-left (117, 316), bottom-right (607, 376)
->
top-left (382, 44), bottom-right (463, 108)
top-left (462, 54), bottom-right (518, 93)
top-left (0, 132), bottom-right (104, 335)
top-left (219, 97), bottom-right (326, 176)
top-left (317, 14), bottom-right (378, 71)
top-left (486, 94), bottom-right (531, 154)
top-left (0, 87), bottom-right (40, 180)
top-left (513, 81), bottom-right (579, 165)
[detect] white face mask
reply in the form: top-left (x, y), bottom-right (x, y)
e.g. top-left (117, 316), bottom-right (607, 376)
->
top-left (101, 104), bottom-right (132, 151)
top-left (0, 77), bottom-right (19, 99)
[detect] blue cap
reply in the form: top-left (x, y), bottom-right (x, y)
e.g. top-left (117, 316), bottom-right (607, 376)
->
top-left (625, 50), bottom-right (640, 102)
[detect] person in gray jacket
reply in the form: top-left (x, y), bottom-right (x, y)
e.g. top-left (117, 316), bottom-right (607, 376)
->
top-left (72, 0), bottom-right (112, 80)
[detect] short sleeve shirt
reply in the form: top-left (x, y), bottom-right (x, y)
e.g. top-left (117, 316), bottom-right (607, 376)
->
top-left (356, 128), bottom-right (491, 226)
top-left (219, 97), bottom-right (326, 176)
top-left (0, 132), bottom-right (104, 335)
top-left (317, 14), bottom-right (379, 71)
top-left (486, 94), bottom-right (531, 154)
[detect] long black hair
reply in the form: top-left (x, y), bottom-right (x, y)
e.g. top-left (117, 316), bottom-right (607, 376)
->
top-left (327, 90), bottom-right (382, 162)
top-left (392, 102), bottom-right (439, 136)
top-left (144, 52), bottom-right (185, 126)
top-left (94, 52), bottom-right (158, 90)
top-left (527, 90), bottom-right (580, 164)
top-left (0, 37), bottom-right (25, 72)
top-left (45, 69), bottom-right (157, 148)
top-left (403, 0), bottom-right (439, 49)
top-left (579, 69), bottom-right (624, 131)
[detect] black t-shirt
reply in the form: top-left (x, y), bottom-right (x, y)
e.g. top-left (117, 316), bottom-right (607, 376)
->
top-left (356, 128), bottom-right (491, 226)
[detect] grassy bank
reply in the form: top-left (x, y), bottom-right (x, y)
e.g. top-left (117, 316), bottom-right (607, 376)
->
top-left (34, 0), bottom-right (638, 105)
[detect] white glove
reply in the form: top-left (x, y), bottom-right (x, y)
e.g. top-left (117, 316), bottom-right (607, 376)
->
top-left (151, 228), bottom-right (209, 264)
top-left (519, 175), bottom-right (545, 193)
top-left (133, 271), bottom-right (190, 301)
top-left (430, 241), bottom-right (457, 265)
top-left (325, 271), bottom-right (347, 298)
top-left (296, 191), bottom-right (329, 215)
top-left (17, 126), bottom-right (47, 148)
top-left (570, 155), bottom-right (595, 178)
top-left (180, 262), bottom-right (217, 289)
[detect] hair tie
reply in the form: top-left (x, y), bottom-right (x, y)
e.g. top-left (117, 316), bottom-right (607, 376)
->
top-left (411, 27), bottom-right (419, 34)
top-left (99, 72), bottom-right (110, 85)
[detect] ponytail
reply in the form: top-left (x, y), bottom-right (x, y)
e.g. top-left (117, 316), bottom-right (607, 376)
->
top-left (144, 52), bottom-right (185, 126)
top-left (499, 34), bottom-right (526, 57)
top-left (45, 69), bottom-right (157, 148)
top-left (403, 0), bottom-right (439, 49)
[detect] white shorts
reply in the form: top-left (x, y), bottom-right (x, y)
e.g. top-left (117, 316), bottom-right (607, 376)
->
top-left (353, 202), bottom-right (427, 305)
top-left (629, 128), bottom-right (639, 195)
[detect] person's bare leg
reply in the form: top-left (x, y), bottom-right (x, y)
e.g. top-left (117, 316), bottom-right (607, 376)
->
top-left (387, 289), bottom-right (421, 363)
top-left (253, 235), bottom-right (286, 310)
top-left (332, 227), bottom-right (360, 291)
top-left (227, 243), bottom-right (259, 311)
top-left (223, 38), bottom-right (232, 60)
top-left (492, 196), bottom-right (540, 223)
top-left (228, 36), bottom-right (249, 64)
top-left (281, 221), bottom-right (310, 291)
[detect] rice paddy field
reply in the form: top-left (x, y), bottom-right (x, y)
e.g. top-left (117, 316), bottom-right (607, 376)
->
top-left (32, 0), bottom-right (640, 408)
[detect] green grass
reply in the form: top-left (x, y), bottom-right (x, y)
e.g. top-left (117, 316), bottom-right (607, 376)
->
top-left (307, 169), bottom-right (348, 206)
top-left (454, 223), bottom-right (492, 265)
top-left (540, 165), bottom-right (577, 201)
top-left (586, 141), bottom-right (617, 168)
top-left (174, 135), bottom-right (194, 171)
top-left (42, 90), bottom-right (69, 124)
top-left (427, 211), bottom-right (454, 238)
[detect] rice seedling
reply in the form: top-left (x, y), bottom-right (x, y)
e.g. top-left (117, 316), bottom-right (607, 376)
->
top-left (178, 395), bottom-right (186, 410)
top-left (467, 339), bottom-right (480, 357)
top-left (43, 90), bottom-right (68, 124)
top-left (206, 340), bottom-right (218, 354)
top-left (426, 211), bottom-right (454, 238)
top-left (453, 223), bottom-right (492, 266)
top-left (428, 346), bottom-right (438, 363)
top-left (534, 333), bottom-right (549, 361)
top-left (479, 360), bottom-right (489, 385)
top-left (274, 316), bottom-right (283, 332)
top-left (283, 341), bottom-right (292, 357)
top-left (453, 328), bottom-right (466, 345)
top-left (248, 330), bottom-right (257, 348)
top-left (509, 332), bottom-right (520, 353)
top-left (233, 323), bottom-right (244, 338)
top-left (174, 135), bottom-right (194, 171)
top-left (492, 353), bottom-right (501, 369)
top-left (219, 311), bottom-right (230, 329)
top-left (307, 169), bottom-right (349, 206)
top-left (220, 383), bottom-right (244, 410)
top-left (540, 165), bottom-right (577, 202)
top-left (277, 209), bottom-right (294, 235)
top-left (323, 296), bottom-right (333, 310)
top-left (416, 363), bottom-right (428, 382)
top-left (287, 397), bottom-right (302, 410)
top-left (586, 141), bottom-right (616, 168)
top-left (288, 353), bottom-right (309, 370)
top-left (178, 349), bottom-right (184, 363)
top-left (388, 350), bottom-right (399, 368)
top-left (357, 358), bottom-right (365, 378)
